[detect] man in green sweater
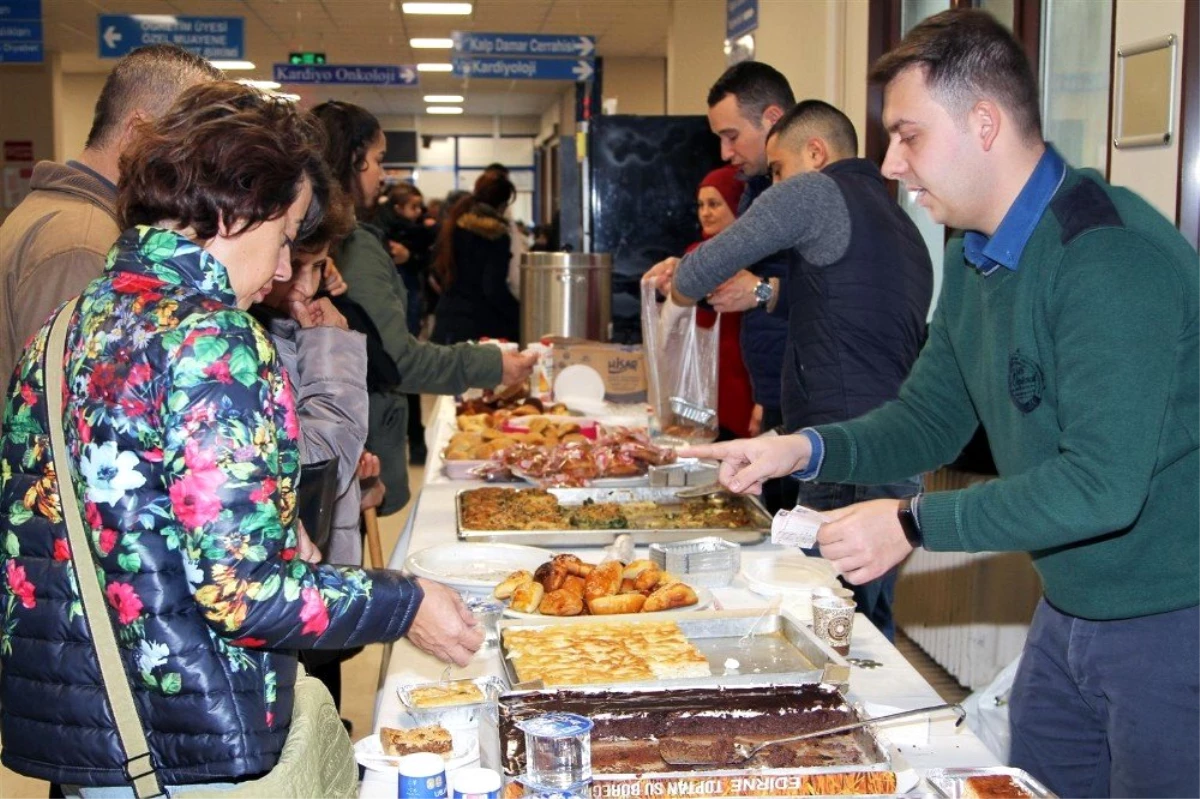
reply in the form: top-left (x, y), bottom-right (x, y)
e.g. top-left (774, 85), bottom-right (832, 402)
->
top-left (685, 10), bottom-right (1198, 799)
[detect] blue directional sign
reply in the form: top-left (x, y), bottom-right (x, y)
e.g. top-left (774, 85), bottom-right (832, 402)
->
top-left (0, 0), bottom-right (43, 64)
top-left (98, 15), bottom-right (244, 60)
top-left (452, 56), bottom-right (594, 82)
top-left (452, 31), bottom-right (595, 59)
top-left (273, 64), bottom-right (419, 87)
top-left (726, 0), bottom-right (759, 40)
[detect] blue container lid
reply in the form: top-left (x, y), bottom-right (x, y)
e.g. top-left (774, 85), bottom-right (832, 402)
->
top-left (517, 712), bottom-right (594, 738)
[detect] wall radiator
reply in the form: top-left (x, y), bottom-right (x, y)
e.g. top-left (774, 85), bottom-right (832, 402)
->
top-left (894, 469), bottom-right (1042, 690)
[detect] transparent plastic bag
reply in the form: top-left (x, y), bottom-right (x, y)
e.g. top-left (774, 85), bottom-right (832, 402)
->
top-left (641, 281), bottom-right (719, 443)
top-left (962, 655), bottom-right (1021, 763)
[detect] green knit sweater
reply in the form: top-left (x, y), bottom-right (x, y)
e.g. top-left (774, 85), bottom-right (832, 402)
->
top-left (813, 168), bottom-right (1199, 620)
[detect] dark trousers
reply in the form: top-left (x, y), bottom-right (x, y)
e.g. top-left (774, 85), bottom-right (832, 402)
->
top-left (791, 479), bottom-right (919, 642)
top-left (759, 407), bottom-right (798, 515)
top-left (1009, 599), bottom-right (1199, 798)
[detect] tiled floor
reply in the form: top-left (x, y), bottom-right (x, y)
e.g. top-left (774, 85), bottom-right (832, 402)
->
top-left (0, 461), bottom-right (975, 798)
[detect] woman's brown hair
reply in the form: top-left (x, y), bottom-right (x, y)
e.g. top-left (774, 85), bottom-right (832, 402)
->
top-left (432, 172), bottom-right (515, 290)
top-left (119, 81), bottom-right (329, 242)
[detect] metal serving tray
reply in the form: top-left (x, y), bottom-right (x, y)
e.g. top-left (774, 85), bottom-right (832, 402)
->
top-left (455, 486), bottom-right (769, 546)
top-left (498, 608), bottom-right (850, 692)
top-left (925, 767), bottom-right (1057, 798)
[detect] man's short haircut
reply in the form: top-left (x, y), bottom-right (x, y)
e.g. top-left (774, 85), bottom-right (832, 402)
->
top-left (766, 99), bottom-right (859, 158)
top-left (119, 81), bottom-right (329, 244)
top-left (85, 45), bottom-right (223, 150)
top-left (706, 61), bottom-right (796, 125)
top-left (869, 8), bottom-right (1042, 142)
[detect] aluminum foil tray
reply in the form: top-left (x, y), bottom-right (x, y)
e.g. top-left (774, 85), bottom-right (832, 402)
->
top-left (455, 486), bottom-right (769, 546)
top-left (925, 767), bottom-right (1057, 798)
top-left (498, 608), bottom-right (849, 692)
top-left (648, 537), bottom-right (740, 587)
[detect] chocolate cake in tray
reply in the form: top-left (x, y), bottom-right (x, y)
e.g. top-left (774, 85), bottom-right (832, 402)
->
top-left (499, 682), bottom-right (896, 793)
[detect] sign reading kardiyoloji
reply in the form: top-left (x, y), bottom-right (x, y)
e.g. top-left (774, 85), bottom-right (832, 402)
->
top-left (452, 56), bottom-right (593, 81)
top-left (272, 63), bottom-right (419, 86)
top-left (98, 15), bottom-right (244, 59)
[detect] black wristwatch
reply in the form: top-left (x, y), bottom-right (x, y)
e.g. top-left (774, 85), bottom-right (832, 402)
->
top-left (897, 495), bottom-right (923, 548)
top-left (753, 278), bottom-right (773, 309)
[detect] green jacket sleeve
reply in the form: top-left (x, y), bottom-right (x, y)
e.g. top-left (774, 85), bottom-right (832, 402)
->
top-left (336, 227), bottom-right (502, 394)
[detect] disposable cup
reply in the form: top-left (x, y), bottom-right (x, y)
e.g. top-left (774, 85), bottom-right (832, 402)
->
top-left (811, 595), bottom-right (856, 656)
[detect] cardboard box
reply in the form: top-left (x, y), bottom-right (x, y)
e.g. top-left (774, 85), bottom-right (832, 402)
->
top-left (548, 337), bottom-right (646, 403)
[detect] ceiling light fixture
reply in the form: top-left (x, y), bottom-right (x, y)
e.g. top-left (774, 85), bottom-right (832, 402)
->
top-left (417, 63), bottom-right (453, 72)
top-left (239, 79), bottom-right (282, 90)
top-left (423, 94), bottom-right (464, 102)
top-left (402, 2), bottom-right (473, 14)
top-left (210, 60), bottom-right (257, 71)
top-left (410, 38), bottom-right (454, 48)
top-left (426, 106), bottom-right (464, 114)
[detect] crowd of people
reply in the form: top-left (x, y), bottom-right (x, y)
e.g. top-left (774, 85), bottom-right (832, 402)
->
top-left (0, 7), bottom-right (1195, 799)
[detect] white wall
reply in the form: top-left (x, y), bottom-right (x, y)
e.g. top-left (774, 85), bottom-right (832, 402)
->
top-left (59, 72), bottom-right (107, 160)
top-left (1108, 0), bottom-right (1187, 218)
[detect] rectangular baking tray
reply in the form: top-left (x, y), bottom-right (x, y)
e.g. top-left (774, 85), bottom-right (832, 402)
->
top-left (498, 608), bottom-right (850, 692)
top-left (925, 767), bottom-right (1057, 798)
top-left (455, 486), bottom-right (769, 546)
top-left (497, 683), bottom-right (895, 784)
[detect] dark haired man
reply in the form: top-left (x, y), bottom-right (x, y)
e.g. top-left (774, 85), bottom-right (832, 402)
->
top-left (0, 45), bottom-right (221, 390)
top-left (686, 10), bottom-right (1198, 798)
top-left (648, 61), bottom-right (794, 498)
top-left (656, 99), bottom-right (932, 640)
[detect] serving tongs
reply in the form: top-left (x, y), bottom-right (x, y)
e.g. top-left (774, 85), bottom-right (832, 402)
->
top-left (657, 702), bottom-right (965, 767)
top-left (674, 482), bottom-right (729, 499)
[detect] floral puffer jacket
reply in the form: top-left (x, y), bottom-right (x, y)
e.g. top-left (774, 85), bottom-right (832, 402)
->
top-left (0, 227), bottom-right (424, 786)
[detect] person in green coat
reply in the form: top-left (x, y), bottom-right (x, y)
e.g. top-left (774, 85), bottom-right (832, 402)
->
top-left (312, 101), bottom-right (536, 515)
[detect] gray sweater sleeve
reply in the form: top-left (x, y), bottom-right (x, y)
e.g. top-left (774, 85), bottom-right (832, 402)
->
top-left (673, 172), bottom-right (852, 299)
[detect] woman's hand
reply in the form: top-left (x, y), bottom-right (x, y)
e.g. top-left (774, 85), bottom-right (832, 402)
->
top-left (389, 240), bottom-right (411, 266)
top-left (500, 351), bottom-right (538, 387)
top-left (643, 257), bottom-right (679, 295)
top-left (322, 259), bottom-right (349, 297)
top-left (290, 296), bottom-right (349, 330)
top-left (407, 579), bottom-right (483, 666)
top-left (295, 520), bottom-right (323, 564)
top-left (357, 451), bottom-right (385, 511)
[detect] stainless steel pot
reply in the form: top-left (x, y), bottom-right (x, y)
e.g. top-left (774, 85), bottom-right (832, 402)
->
top-left (519, 252), bottom-right (612, 345)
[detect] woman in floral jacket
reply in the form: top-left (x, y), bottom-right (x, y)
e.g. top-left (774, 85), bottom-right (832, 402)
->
top-left (0, 82), bottom-right (481, 791)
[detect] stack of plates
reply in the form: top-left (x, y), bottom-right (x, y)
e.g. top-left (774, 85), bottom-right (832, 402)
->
top-left (404, 543), bottom-right (553, 595)
top-left (741, 550), bottom-right (841, 600)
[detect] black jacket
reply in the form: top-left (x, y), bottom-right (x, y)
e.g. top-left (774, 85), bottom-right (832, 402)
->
top-left (432, 202), bottom-right (520, 344)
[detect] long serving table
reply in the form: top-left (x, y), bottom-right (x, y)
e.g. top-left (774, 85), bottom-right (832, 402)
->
top-left (365, 398), bottom-right (1002, 795)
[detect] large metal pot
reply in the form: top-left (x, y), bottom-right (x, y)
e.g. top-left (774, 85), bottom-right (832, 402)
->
top-left (519, 252), bottom-right (612, 345)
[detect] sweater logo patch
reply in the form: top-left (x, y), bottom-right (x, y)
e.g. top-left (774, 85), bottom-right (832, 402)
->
top-left (1008, 351), bottom-right (1044, 414)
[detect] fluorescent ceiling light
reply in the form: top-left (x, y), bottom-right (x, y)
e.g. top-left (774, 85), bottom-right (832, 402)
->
top-left (277, 94), bottom-right (302, 103)
top-left (426, 106), bottom-right (464, 114)
top-left (417, 63), bottom-right (453, 72)
top-left (210, 60), bottom-right (256, 71)
top-left (402, 2), bottom-right (473, 14)
top-left (410, 38), bottom-right (454, 48)
top-left (239, 79), bottom-right (282, 90)
top-left (423, 94), bottom-right (463, 102)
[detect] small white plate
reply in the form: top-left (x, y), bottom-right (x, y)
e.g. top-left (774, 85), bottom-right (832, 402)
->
top-left (554, 363), bottom-right (606, 403)
top-left (404, 543), bottom-right (554, 594)
top-left (354, 731), bottom-right (479, 772)
top-left (440, 457), bottom-right (490, 480)
top-left (741, 551), bottom-right (841, 599)
top-left (502, 585), bottom-right (713, 619)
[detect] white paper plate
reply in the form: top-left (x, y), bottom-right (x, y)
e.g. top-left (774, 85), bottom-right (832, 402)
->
top-left (741, 551), bottom-right (841, 599)
top-left (503, 585), bottom-right (713, 619)
top-left (354, 731), bottom-right (478, 772)
top-left (404, 543), bottom-right (554, 594)
top-left (554, 363), bottom-right (605, 403)
top-left (440, 457), bottom-right (490, 480)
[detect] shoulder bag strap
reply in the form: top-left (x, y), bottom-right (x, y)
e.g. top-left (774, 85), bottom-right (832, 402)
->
top-left (45, 299), bottom-right (165, 799)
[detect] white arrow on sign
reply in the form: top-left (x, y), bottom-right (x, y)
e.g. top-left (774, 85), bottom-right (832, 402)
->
top-left (103, 25), bottom-right (122, 50)
top-left (399, 66), bottom-right (416, 83)
top-left (572, 60), bottom-right (593, 81)
top-left (578, 36), bottom-right (594, 57)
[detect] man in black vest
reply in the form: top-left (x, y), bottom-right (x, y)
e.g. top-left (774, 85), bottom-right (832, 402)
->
top-left (658, 100), bottom-right (933, 640)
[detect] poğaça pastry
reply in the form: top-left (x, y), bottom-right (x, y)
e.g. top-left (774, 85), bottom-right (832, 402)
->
top-left (406, 680), bottom-right (485, 708)
top-left (494, 554), bottom-right (699, 617)
top-left (502, 620), bottom-right (711, 686)
top-left (379, 725), bottom-right (453, 758)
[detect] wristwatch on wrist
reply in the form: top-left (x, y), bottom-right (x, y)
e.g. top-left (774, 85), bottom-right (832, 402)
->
top-left (897, 495), bottom-right (923, 548)
top-left (753, 278), bottom-right (774, 309)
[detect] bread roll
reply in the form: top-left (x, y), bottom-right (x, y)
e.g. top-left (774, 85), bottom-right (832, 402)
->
top-left (584, 560), bottom-right (623, 601)
top-left (561, 575), bottom-right (587, 598)
top-left (588, 593), bottom-right (647, 615)
top-left (643, 582), bottom-right (699, 613)
top-left (494, 570), bottom-right (533, 599)
top-left (539, 589), bottom-right (584, 616)
top-left (510, 581), bottom-right (545, 614)
top-left (622, 559), bottom-right (657, 580)
top-left (634, 565), bottom-right (664, 593)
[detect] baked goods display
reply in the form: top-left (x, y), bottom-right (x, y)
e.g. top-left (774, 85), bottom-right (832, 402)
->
top-left (468, 427), bottom-right (677, 487)
top-left (962, 775), bottom-right (1035, 798)
top-left (460, 487), bottom-right (755, 532)
top-left (502, 620), bottom-right (712, 686)
top-left (379, 724), bottom-right (453, 758)
top-left (446, 417), bottom-right (591, 461)
top-left (494, 553), bottom-right (700, 616)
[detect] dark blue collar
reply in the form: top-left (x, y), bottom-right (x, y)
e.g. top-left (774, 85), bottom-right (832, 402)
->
top-left (67, 159), bottom-right (118, 194)
top-left (963, 145), bottom-right (1067, 274)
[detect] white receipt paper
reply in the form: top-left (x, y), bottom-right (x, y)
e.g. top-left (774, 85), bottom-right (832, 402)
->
top-left (771, 505), bottom-right (830, 549)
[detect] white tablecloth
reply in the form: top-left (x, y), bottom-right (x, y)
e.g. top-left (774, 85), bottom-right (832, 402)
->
top-left (364, 478), bottom-right (1001, 796)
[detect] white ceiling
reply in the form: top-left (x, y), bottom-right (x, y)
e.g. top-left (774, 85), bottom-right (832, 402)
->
top-left (42, 0), bottom-right (671, 118)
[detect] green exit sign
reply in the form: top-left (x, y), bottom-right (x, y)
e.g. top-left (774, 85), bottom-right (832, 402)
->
top-left (289, 52), bottom-right (326, 65)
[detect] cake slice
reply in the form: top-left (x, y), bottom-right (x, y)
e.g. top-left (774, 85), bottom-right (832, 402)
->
top-left (962, 775), bottom-right (1033, 798)
top-left (380, 725), bottom-right (454, 758)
